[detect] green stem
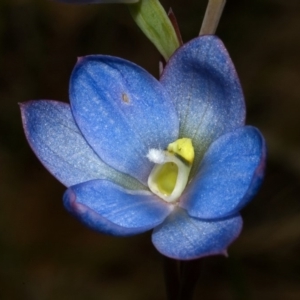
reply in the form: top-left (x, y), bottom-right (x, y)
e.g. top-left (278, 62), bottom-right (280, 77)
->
top-left (128, 0), bottom-right (180, 61)
top-left (162, 256), bottom-right (204, 300)
top-left (177, 259), bottom-right (203, 300)
top-left (199, 0), bottom-right (226, 35)
top-left (163, 256), bottom-right (180, 300)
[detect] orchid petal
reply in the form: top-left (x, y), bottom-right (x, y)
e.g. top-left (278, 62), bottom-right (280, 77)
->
top-left (181, 126), bottom-right (266, 219)
top-left (21, 100), bottom-right (144, 190)
top-left (63, 179), bottom-right (173, 236)
top-left (70, 55), bottom-right (178, 184)
top-left (160, 35), bottom-right (245, 175)
top-left (152, 208), bottom-right (242, 260)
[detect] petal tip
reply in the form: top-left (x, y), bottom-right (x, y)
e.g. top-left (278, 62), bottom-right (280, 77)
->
top-left (77, 56), bottom-right (84, 63)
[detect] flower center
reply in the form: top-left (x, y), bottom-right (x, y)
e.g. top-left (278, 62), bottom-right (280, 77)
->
top-left (147, 138), bottom-right (194, 203)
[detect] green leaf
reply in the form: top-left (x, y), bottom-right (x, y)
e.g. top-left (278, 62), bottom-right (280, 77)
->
top-left (128, 0), bottom-right (180, 61)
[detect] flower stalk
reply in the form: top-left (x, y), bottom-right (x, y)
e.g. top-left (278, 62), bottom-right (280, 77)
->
top-left (163, 256), bottom-right (203, 300)
top-left (128, 0), bottom-right (180, 61)
top-left (199, 0), bottom-right (226, 35)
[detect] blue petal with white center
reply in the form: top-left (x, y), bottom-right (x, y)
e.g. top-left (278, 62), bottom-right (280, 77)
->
top-left (21, 100), bottom-right (144, 190)
top-left (20, 34), bottom-right (267, 260)
top-left (181, 126), bottom-right (266, 219)
top-left (70, 55), bottom-right (179, 184)
top-left (152, 208), bottom-right (243, 260)
top-left (64, 179), bottom-right (173, 236)
top-left (160, 35), bottom-right (246, 175)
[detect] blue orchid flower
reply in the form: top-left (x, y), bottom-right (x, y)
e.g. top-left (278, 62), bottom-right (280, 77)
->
top-left (21, 36), bottom-right (266, 260)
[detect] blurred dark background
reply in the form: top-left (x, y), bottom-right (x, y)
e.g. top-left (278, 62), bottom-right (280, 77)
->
top-left (1, 0), bottom-right (300, 299)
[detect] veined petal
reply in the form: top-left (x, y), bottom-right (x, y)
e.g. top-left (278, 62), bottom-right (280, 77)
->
top-left (63, 180), bottom-right (173, 236)
top-left (160, 35), bottom-right (245, 175)
top-left (20, 100), bottom-right (144, 190)
top-left (181, 126), bottom-right (266, 219)
top-left (152, 208), bottom-right (243, 260)
top-left (55, 0), bottom-right (138, 4)
top-left (70, 55), bottom-right (179, 184)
